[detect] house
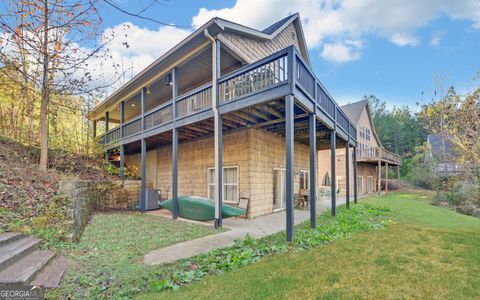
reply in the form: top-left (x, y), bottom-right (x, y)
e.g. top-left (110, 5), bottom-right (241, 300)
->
top-left (318, 100), bottom-right (401, 196)
top-left (426, 134), bottom-right (462, 175)
top-left (88, 14), bottom-right (359, 241)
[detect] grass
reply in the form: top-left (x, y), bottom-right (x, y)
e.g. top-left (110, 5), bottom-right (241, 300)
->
top-left (48, 212), bottom-right (222, 299)
top-left (140, 191), bottom-right (480, 299)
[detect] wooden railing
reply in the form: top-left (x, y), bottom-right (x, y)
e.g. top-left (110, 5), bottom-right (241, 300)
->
top-left (294, 53), bottom-right (356, 138)
top-left (219, 50), bottom-right (288, 103)
top-left (176, 85), bottom-right (212, 118)
top-left (357, 147), bottom-right (402, 164)
top-left (123, 117), bottom-right (142, 138)
top-left (145, 103), bottom-right (173, 129)
top-left (105, 127), bottom-right (121, 144)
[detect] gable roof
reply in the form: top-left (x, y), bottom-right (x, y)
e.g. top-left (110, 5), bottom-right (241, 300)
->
top-left (341, 100), bottom-right (382, 147)
top-left (89, 13), bottom-right (310, 119)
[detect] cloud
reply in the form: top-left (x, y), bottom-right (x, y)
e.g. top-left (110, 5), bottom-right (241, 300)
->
top-left (321, 40), bottom-right (362, 63)
top-left (429, 31), bottom-right (444, 46)
top-left (192, 0), bottom-right (480, 62)
top-left (391, 33), bottom-right (420, 47)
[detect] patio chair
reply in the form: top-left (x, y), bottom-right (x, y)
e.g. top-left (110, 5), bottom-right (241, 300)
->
top-left (236, 192), bottom-right (250, 221)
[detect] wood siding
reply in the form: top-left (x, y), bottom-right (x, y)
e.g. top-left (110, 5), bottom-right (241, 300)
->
top-left (218, 23), bottom-right (303, 64)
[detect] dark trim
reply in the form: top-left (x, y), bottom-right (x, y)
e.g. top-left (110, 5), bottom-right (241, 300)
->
top-left (285, 95), bottom-right (295, 242)
top-left (309, 112), bottom-right (317, 228)
top-left (330, 130), bottom-right (336, 217)
top-left (353, 145), bottom-right (358, 204)
top-left (140, 138), bottom-right (147, 212)
top-left (172, 128), bottom-right (179, 219)
top-left (345, 140), bottom-right (350, 209)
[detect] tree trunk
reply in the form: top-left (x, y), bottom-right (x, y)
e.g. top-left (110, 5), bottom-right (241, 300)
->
top-left (39, 0), bottom-right (49, 172)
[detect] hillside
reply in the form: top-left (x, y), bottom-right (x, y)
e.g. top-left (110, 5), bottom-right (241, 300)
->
top-left (0, 135), bottom-right (115, 247)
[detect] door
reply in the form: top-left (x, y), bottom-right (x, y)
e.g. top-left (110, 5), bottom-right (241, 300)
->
top-left (273, 168), bottom-right (286, 211)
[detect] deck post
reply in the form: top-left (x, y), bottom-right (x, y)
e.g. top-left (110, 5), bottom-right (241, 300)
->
top-left (104, 111), bottom-right (109, 145)
top-left (140, 138), bottom-right (147, 212)
top-left (397, 165), bottom-right (400, 180)
top-left (377, 159), bottom-right (381, 194)
top-left (171, 67), bottom-right (179, 220)
top-left (385, 162), bottom-right (389, 193)
top-left (212, 38), bottom-right (223, 228)
top-left (120, 145), bottom-right (125, 183)
top-left (345, 140), bottom-right (350, 209)
top-left (285, 95), bottom-right (295, 242)
top-left (141, 87), bottom-right (146, 131)
top-left (353, 145), bottom-right (358, 204)
top-left (92, 120), bottom-right (97, 138)
top-left (330, 130), bottom-right (336, 216)
top-left (172, 128), bottom-right (178, 219)
top-left (120, 101), bottom-right (125, 137)
top-left (309, 113), bottom-right (317, 228)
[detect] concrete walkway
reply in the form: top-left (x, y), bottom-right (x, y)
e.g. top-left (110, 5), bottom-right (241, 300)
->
top-left (144, 197), bottom-right (346, 266)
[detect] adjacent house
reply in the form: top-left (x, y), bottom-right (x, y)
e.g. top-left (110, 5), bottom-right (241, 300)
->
top-left (88, 14), bottom-right (359, 239)
top-left (319, 100), bottom-right (401, 196)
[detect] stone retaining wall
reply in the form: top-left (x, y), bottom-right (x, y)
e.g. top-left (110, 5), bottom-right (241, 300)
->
top-left (59, 180), bottom-right (142, 242)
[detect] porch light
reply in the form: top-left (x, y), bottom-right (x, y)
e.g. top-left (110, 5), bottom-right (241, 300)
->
top-left (131, 103), bottom-right (135, 107)
top-left (146, 86), bottom-right (151, 95)
top-left (165, 73), bottom-right (173, 86)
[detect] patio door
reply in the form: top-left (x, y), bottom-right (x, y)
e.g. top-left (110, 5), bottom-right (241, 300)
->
top-left (273, 168), bottom-right (286, 211)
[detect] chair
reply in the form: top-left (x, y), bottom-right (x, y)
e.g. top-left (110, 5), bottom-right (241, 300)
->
top-left (236, 192), bottom-right (250, 220)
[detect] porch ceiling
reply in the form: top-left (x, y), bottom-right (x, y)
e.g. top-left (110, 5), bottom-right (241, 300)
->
top-left (121, 99), bottom-right (346, 155)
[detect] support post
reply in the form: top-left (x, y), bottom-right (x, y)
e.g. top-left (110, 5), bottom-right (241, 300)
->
top-left (120, 145), bottom-right (125, 183)
top-left (105, 111), bottom-right (109, 132)
top-left (140, 138), bottom-right (147, 212)
top-left (285, 95), bottom-right (295, 241)
top-left (330, 131), bottom-right (336, 216)
top-left (212, 39), bottom-right (223, 228)
top-left (120, 101), bottom-right (125, 137)
top-left (385, 162), bottom-right (389, 193)
top-left (309, 113), bottom-right (317, 228)
top-left (345, 141), bottom-right (350, 209)
top-left (171, 67), bottom-right (179, 220)
top-left (397, 165), bottom-right (400, 180)
top-left (378, 159), bottom-right (381, 194)
top-left (93, 120), bottom-right (97, 138)
top-left (353, 145), bottom-right (358, 204)
top-left (141, 87), bottom-right (146, 130)
top-left (172, 128), bottom-right (178, 219)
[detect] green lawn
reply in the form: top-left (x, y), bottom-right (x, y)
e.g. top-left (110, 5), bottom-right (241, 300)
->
top-left (48, 212), bottom-right (222, 299)
top-left (142, 192), bottom-right (480, 299)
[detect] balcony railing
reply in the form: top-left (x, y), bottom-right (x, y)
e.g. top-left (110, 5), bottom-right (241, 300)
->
top-left (219, 50), bottom-right (288, 103)
top-left (357, 147), bottom-right (402, 164)
top-left (100, 46), bottom-right (357, 147)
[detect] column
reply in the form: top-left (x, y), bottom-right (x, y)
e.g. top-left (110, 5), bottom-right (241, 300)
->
top-left (285, 95), bottom-right (295, 242)
top-left (397, 165), bottom-right (400, 180)
top-left (120, 145), bottom-right (125, 183)
top-left (353, 145), bottom-right (358, 204)
top-left (385, 162), bottom-right (389, 193)
top-left (377, 159), bottom-right (381, 194)
top-left (330, 131), bottom-right (336, 216)
top-left (345, 141), bottom-right (350, 209)
top-left (172, 67), bottom-right (179, 219)
top-left (213, 40), bottom-right (223, 228)
top-left (309, 113), bottom-right (317, 228)
top-left (140, 138), bottom-right (147, 212)
top-left (93, 120), bottom-right (97, 138)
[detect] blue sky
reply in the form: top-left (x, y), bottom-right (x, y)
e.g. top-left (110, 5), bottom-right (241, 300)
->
top-left (97, 0), bottom-right (480, 109)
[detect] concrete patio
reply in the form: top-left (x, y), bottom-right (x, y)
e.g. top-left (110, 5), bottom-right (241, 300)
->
top-left (144, 197), bottom-right (347, 266)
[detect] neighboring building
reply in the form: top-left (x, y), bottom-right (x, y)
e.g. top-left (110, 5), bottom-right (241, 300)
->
top-left (426, 134), bottom-right (462, 175)
top-left (88, 14), bottom-right (359, 229)
top-left (319, 100), bottom-right (401, 196)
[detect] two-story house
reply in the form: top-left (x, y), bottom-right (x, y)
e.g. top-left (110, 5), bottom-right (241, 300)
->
top-left (88, 14), bottom-right (359, 241)
top-left (319, 100), bottom-right (401, 196)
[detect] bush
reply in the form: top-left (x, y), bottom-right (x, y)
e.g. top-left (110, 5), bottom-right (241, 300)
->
top-left (434, 178), bottom-right (480, 217)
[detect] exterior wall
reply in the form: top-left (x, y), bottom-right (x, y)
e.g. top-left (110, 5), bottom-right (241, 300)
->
top-left (218, 23), bottom-right (303, 64)
top-left (124, 128), bottom-right (310, 218)
top-left (357, 106), bottom-right (380, 151)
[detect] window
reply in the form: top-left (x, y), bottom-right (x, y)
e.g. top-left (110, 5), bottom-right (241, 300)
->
top-left (358, 176), bottom-right (364, 194)
top-left (207, 166), bottom-right (239, 203)
top-left (366, 128), bottom-right (371, 141)
top-left (299, 170), bottom-right (309, 190)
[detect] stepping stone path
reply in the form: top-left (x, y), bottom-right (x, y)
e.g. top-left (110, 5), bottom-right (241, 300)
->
top-left (0, 232), bottom-right (68, 288)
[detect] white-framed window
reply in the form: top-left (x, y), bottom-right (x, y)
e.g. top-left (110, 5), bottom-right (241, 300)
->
top-left (367, 176), bottom-right (374, 193)
top-left (358, 176), bottom-right (364, 194)
top-left (299, 170), bottom-right (310, 190)
top-left (207, 166), bottom-right (239, 203)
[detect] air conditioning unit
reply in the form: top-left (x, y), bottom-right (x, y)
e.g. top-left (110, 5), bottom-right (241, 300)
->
top-left (139, 189), bottom-right (159, 210)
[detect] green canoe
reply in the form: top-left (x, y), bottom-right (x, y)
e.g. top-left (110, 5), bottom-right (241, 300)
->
top-left (159, 196), bottom-right (245, 221)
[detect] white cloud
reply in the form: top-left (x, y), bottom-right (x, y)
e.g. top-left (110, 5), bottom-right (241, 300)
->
top-left (192, 0), bottom-right (480, 62)
top-left (391, 33), bottom-right (420, 46)
top-left (321, 40), bottom-right (362, 63)
top-left (429, 32), bottom-right (444, 46)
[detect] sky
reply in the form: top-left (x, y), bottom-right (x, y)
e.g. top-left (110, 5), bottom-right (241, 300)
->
top-left (95, 0), bottom-right (480, 109)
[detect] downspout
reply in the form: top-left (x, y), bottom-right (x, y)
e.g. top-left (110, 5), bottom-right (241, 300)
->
top-left (204, 29), bottom-right (221, 227)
